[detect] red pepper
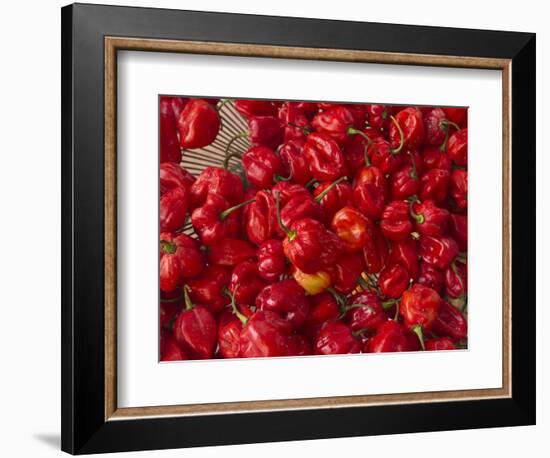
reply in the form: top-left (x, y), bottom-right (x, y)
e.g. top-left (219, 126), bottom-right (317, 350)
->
top-left (256, 279), bottom-right (309, 329)
top-left (271, 182), bottom-right (310, 207)
top-left (369, 137), bottom-right (403, 175)
top-left (420, 168), bottom-right (450, 204)
top-left (353, 165), bottom-right (388, 219)
top-left (229, 261), bottom-right (267, 306)
top-left (303, 132), bottom-right (347, 181)
top-left (234, 99), bottom-right (278, 118)
top-left (343, 127), bottom-right (383, 172)
top-left (160, 186), bottom-right (188, 232)
top-left (279, 194), bottom-right (324, 234)
top-left (448, 128), bottom-right (468, 166)
top-left (444, 107), bottom-right (467, 127)
top-left (186, 265), bottom-right (231, 315)
top-left (239, 310), bottom-right (293, 358)
top-left (388, 237), bottom-right (419, 280)
top-left (256, 239), bottom-right (286, 282)
top-left (314, 321), bottom-right (361, 355)
top-left (389, 158), bottom-right (420, 201)
top-left (313, 177), bottom-right (353, 224)
top-left (173, 286), bottom-right (218, 359)
top-left (423, 107), bottom-right (460, 146)
top-left (177, 99), bottom-right (220, 149)
top-left (363, 223), bottom-right (389, 274)
top-left (401, 284), bottom-right (441, 347)
top-left (247, 116), bottom-right (284, 150)
top-left (159, 233), bottom-right (204, 293)
top-left (207, 238), bottom-right (256, 267)
top-left (278, 103), bottom-right (312, 142)
top-left (389, 106), bottom-right (425, 149)
top-left (421, 146), bottom-right (452, 172)
top-left (160, 163), bottom-right (195, 195)
top-left (449, 213), bottom-right (468, 251)
top-left (445, 258), bottom-right (467, 299)
top-left (278, 138), bottom-right (312, 185)
top-left (245, 190), bottom-right (278, 245)
top-left (450, 169), bottom-right (468, 210)
top-left (191, 194), bottom-right (254, 246)
top-left (311, 105), bottom-right (358, 145)
top-left (160, 96), bottom-right (183, 163)
top-left (366, 104), bottom-right (392, 131)
top-left (160, 297), bottom-right (179, 330)
top-left (216, 287), bottom-right (255, 358)
top-left (425, 337), bottom-right (456, 351)
top-left (160, 329), bottom-right (188, 361)
top-left (367, 320), bottom-right (419, 353)
top-left (432, 300), bottom-right (468, 341)
top-left (380, 200), bottom-right (413, 241)
top-left (347, 104), bottom-right (368, 127)
top-left (287, 334), bottom-right (312, 356)
top-left (329, 253), bottom-right (366, 294)
top-left (417, 261), bottom-right (444, 293)
top-left (303, 292), bottom-right (340, 339)
top-left (242, 146), bottom-right (283, 189)
top-left (419, 235), bottom-right (459, 269)
top-left (379, 263), bottom-right (409, 299)
top-left (410, 199), bottom-right (450, 237)
top-left (331, 206), bottom-right (373, 252)
top-left (190, 166), bottom-right (244, 208)
top-left (344, 291), bottom-right (387, 334)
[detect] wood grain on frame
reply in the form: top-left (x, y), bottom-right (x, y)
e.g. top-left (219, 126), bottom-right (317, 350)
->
top-left (104, 37), bottom-right (512, 421)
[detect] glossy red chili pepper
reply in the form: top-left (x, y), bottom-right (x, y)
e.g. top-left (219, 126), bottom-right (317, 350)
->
top-left (311, 105), bottom-right (358, 145)
top-left (379, 264), bottom-right (409, 299)
top-left (160, 297), bottom-right (179, 329)
top-left (367, 320), bottom-right (419, 353)
top-left (417, 261), bottom-right (444, 293)
top-left (343, 127), bottom-right (384, 172)
top-left (160, 163), bottom-right (195, 195)
top-left (313, 178), bottom-right (353, 224)
top-left (420, 168), bottom-right (450, 204)
top-left (421, 147), bottom-right (452, 172)
top-left (425, 337), bottom-right (456, 351)
top-left (242, 146), bottom-right (283, 189)
top-left (278, 138), bottom-right (312, 185)
top-left (303, 132), bottom-right (347, 181)
top-left (271, 182), bottom-right (310, 207)
top-left (159, 233), bottom-right (204, 293)
top-left (314, 321), bottom-right (361, 355)
top-left (256, 279), bottom-right (309, 329)
top-left (190, 166), bottom-right (244, 208)
top-left (448, 128), bottom-right (468, 166)
top-left (173, 287), bottom-right (218, 359)
top-left (160, 330), bottom-right (188, 361)
top-left (239, 310), bottom-right (293, 358)
top-left (347, 104), bottom-right (368, 127)
top-left (247, 116), bottom-right (284, 150)
top-left (207, 238), bottom-right (256, 267)
top-left (410, 199), bottom-right (450, 237)
top-left (160, 186), bottom-right (188, 232)
top-left (380, 201), bottom-right (413, 241)
top-left (353, 165), bottom-right (388, 219)
top-left (279, 194), bottom-right (323, 234)
top-left (419, 235), bottom-right (459, 269)
top-left (450, 169), bottom-right (468, 210)
top-left (444, 107), bottom-right (467, 127)
top-left (303, 292), bottom-right (340, 339)
top-left (449, 213), bottom-right (467, 251)
top-left (292, 266), bottom-right (332, 295)
top-left (245, 190), bottom-right (278, 245)
top-left (369, 137), bottom-right (403, 175)
top-left (401, 284), bottom-right (441, 346)
top-left (445, 258), bottom-right (467, 299)
top-left (229, 261), bottom-right (267, 306)
top-left (287, 334), bottom-right (312, 356)
top-left (331, 206), bottom-right (373, 252)
top-left (186, 265), bottom-right (231, 315)
top-left (217, 309), bottom-right (243, 359)
top-left (234, 99), bottom-right (278, 118)
top-left (388, 237), bottom-right (419, 280)
top-left (366, 104), bottom-right (391, 131)
top-left (389, 106), bottom-right (425, 150)
top-left (256, 239), bottom-right (286, 282)
top-left (432, 300), bottom-right (468, 341)
top-left (329, 252), bottom-right (366, 294)
top-left (160, 96), bottom-right (183, 163)
top-left (177, 99), bottom-right (220, 149)
top-left (278, 103), bottom-right (312, 142)
top-left (363, 223), bottom-right (389, 274)
top-left (344, 291), bottom-right (387, 334)
top-left (423, 107), bottom-right (460, 147)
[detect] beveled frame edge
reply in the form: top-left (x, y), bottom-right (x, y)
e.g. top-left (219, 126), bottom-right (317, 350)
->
top-left (104, 36), bottom-right (512, 422)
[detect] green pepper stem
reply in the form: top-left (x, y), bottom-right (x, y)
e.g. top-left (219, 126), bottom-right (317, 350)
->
top-left (347, 126), bottom-right (373, 144)
top-left (183, 285), bottom-right (194, 311)
top-left (357, 276), bottom-right (372, 292)
top-left (408, 198), bottom-right (424, 224)
top-left (275, 191), bottom-right (296, 241)
top-left (287, 122), bottom-right (311, 136)
top-left (274, 173), bottom-right (293, 182)
top-left (160, 240), bottom-right (177, 254)
top-left (390, 115), bottom-right (405, 155)
top-left (412, 324), bottom-right (426, 350)
top-left (381, 298), bottom-right (400, 311)
top-left (219, 198), bottom-right (256, 221)
top-left (363, 145), bottom-right (371, 167)
top-left (407, 150), bottom-right (418, 180)
top-left (229, 284), bottom-right (248, 325)
top-left (440, 119), bottom-right (461, 132)
top-left (314, 176), bottom-right (348, 203)
top-left (327, 287), bottom-right (347, 309)
top-left (223, 131), bottom-right (248, 169)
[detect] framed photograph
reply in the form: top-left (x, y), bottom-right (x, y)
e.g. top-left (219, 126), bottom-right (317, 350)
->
top-left (61, 3), bottom-right (536, 454)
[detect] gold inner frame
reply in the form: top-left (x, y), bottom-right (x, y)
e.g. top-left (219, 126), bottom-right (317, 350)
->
top-left (104, 37), bottom-right (512, 421)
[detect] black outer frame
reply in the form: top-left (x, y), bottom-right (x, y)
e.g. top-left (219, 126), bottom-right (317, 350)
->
top-left (61, 3), bottom-right (536, 454)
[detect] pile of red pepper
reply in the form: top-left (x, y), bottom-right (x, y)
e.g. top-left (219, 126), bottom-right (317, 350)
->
top-left (159, 96), bottom-right (468, 361)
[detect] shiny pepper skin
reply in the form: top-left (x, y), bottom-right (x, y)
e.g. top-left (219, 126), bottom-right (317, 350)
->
top-left (388, 238), bottom-right (419, 280)
top-left (278, 139), bottom-right (312, 185)
top-left (445, 260), bottom-right (467, 298)
top-left (425, 337), bottom-right (456, 351)
top-left (191, 194), bottom-right (242, 246)
top-left (330, 253), bottom-right (366, 294)
top-left (343, 127), bottom-right (383, 171)
top-left (450, 169), bottom-right (468, 210)
top-left (369, 138), bottom-right (403, 175)
top-left (345, 291), bottom-right (386, 334)
top-left (363, 223), bottom-right (389, 274)
top-left (450, 214), bottom-right (468, 251)
top-left (444, 107), bottom-right (467, 127)
top-left (186, 266), bottom-right (231, 315)
top-left (432, 300), bottom-right (468, 341)
top-left (420, 168), bottom-right (450, 204)
top-left (278, 103), bottom-right (312, 142)
top-left (207, 238), bottom-right (256, 267)
top-left (367, 320), bottom-right (419, 353)
top-left (256, 239), bottom-right (286, 282)
top-left (418, 261), bottom-right (444, 293)
top-left (311, 105), bottom-right (358, 145)
top-left (242, 146), bottom-right (283, 189)
top-left (390, 107), bottom-right (425, 150)
top-left (366, 104), bottom-right (391, 131)
top-left (379, 263), bottom-right (410, 298)
top-left (229, 261), bottom-right (267, 306)
top-left (190, 166), bottom-right (244, 208)
top-left (380, 201), bottom-right (413, 241)
top-left (256, 279), bottom-right (309, 329)
top-left (423, 108), bottom-right (451, 146)
top-left (177, 99), bottom-right (220, 149)
top-left (160, 96), bottom-right (182, 163)
top-left (159, 233), bottom-right (204, 292)
top-left (419, 235), bottom-right (459, 269)
top-left (160, 163), bottom-right (195, 195)
top-left (353, 165), bottom-right (388, 219)
top-left (313, 180), bottom-right (353, 224)
top-left (421, 147), bottom-right (452, 172)
top-left (239, 310), bottom-right (292, 358)
top-left (303, 133), bottom-right (348, 181)
top-left (161, 330), bottom-right (187, 361)
top-left (234, 99), bottom-right (278, 118)
top-left (331, 206), bottom-right (373, 252)
top-left (271, 182), bottom-right (310, 207)
top-left (283, 218), bottom-right (345, 274)
top-left (448, 128), bottom-right (468, 165)
top-left (303, 292), bottom-right (340, 339)
top-left (246, 190), bottom-right (278, 245)
top-left (248, 116), bottom-right (283, 150)
top-left (279, 194), bottom-right (323, 233)
top-left (411, 199), bottom-right (450, 237)
top-left (217, 309), bottom-right (244, 359)
top-left (401, 284), bottom-right (441, 332)
top-left (314, 321), bottom-right (361, 355)
top-left (160, 186), bottom-right (188, 232)
top-left (390, 164), bottom-right (420, 201)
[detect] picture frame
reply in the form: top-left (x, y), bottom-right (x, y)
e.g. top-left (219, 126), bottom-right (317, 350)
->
top-left (61, 3), bottom-right (536, 454)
